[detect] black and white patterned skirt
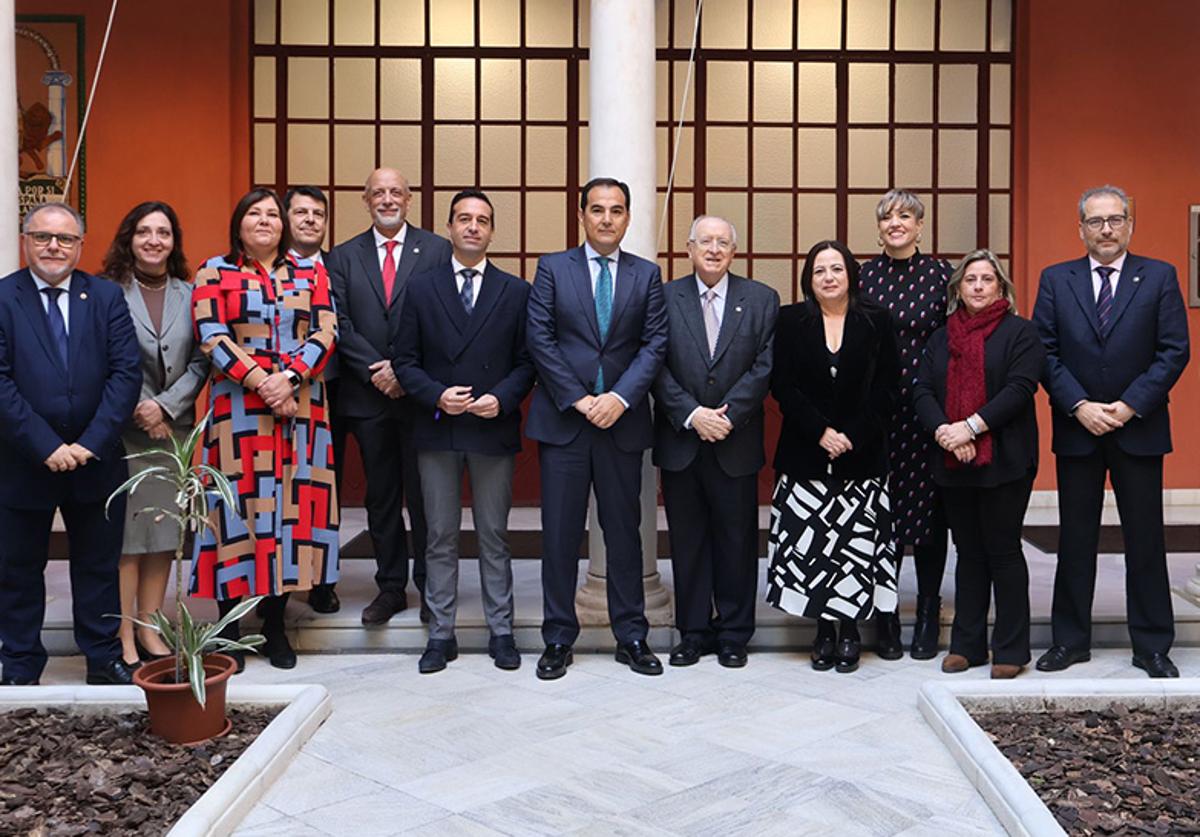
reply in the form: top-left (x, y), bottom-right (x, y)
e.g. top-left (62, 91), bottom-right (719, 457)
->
top-left (765, 474), bottom-right (898, 621)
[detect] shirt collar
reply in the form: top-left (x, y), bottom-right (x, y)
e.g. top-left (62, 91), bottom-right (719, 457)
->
top-left (583, 241), bottom-right (618, 265)
top-left (288, 247), bottom-right (323, 266)
top-left (695, 272), bottom-right (729, 299)
top-left (373, 223), bottom-right (408, 249)
top-left (1089, 252), bottom-right (1127, 276)
top-left (451, 256), bottom-right (488, 277)
top-left (31, 270), bottom-right (72, 294)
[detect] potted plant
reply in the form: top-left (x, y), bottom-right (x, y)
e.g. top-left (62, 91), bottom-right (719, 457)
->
top-left (107, 414), bottom-right (264, 744)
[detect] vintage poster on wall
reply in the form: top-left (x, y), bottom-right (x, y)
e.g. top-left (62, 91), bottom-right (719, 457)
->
top-left (16, 15), bottom-right (85, 226)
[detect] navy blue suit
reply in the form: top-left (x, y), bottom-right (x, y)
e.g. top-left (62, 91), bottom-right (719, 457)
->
top-left (0, 269), bottom-right (140, 680)
top-left (1033, 253), bottom-right (1190, 656)
top-left (526, 246), bottom-right (667, 645)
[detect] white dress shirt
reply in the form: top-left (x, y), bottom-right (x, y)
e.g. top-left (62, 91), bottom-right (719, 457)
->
top-left (1088, 251), bottom-right (1126, 302)
top-left (31, 271), bottom-right (71, 335)
top-left (684, 273), bottom-right (733, 431)
top-left (373, 224), bottom-right (407, 272)
top-left (451, 256), bottom-right (486, 308)
top-left (289, 247), bottom-right (324, 267)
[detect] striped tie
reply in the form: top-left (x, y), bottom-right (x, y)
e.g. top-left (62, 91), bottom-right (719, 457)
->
top-left (1096, 266), bottom-right (1114, 332)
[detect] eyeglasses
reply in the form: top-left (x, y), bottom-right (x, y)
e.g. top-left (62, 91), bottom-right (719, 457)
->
top-left (691, 236), bottom-right (734, 251)
top-left (26, 231), bottom-right (82, 247)
top-left (1082, 215), bottom-right (1128, 232)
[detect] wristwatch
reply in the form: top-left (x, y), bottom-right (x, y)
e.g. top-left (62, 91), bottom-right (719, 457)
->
top-left (284, 369), bottom-right (302, 388)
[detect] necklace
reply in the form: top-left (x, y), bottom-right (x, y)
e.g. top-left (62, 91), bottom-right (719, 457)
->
top-left (133, 268), bottom-right (168, 291)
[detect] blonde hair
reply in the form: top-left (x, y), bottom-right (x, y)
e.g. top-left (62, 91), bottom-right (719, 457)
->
top-left (874, 189), bottom-right (925, 221)
top-left (946, 249), bottom-right (1017, 315)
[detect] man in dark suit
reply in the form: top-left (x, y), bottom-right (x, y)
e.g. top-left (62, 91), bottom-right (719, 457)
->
top-left (1033, 185), bottom-right (1190, 678)
top-left (286, 185), bottom-right (341, 615)
top-left (0, 202), bottom-right (141, 685)
top-left (526, 177), bottom-right (668, 679)
top-left (327, 168), bottom-right (452, 626)
top-left (653, 215), bottom-right (778, 669)
top-left (394, 189), bottom-right (535, 674)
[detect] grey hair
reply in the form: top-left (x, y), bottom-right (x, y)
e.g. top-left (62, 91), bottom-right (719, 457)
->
top-left (1078, 185), bottom-right (1130, 219)
top-left (946, 248), bottom-right (1017, 315)
top-left (687, 215), bottom-right (738, 247)
top-left (23, 201), bottom-right (85, 235)
top-left (875, 189), bottom-right (926, 221)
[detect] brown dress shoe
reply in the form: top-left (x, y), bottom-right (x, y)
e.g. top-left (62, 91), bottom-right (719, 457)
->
top-left (361, 590), bottom-right (407, 626)
top-left (990, 664), bottom-right (1024, 679)
top-left (941, 653), bottom-right (972, 673)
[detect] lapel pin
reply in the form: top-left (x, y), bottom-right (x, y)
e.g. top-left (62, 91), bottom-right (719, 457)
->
top-left (1133, 276), bottom-right (1141, 283)
top-left (735, 306), bottom-right (742, 312)
top-left (413, 247), bottom-right (420, 254)
top-left (80, 292), bottom-right (87, 300)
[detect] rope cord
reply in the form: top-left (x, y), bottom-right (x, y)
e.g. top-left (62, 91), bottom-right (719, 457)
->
top-left (61, 0), bottom-right (119, 203)
top-left (655, 0), bottom-right (704, 253)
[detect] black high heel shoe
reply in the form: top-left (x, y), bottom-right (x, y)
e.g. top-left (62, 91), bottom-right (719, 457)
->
top-left (135, 639), bottom-right (172, 663)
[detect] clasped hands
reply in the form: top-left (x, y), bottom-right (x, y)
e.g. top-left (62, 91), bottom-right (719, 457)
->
top-left (934, 421), bottom-right (977, 464)
top-left (692, 405), bottom-right (733, 442)
top-left (819, 427), bottom-right (853, 460)
top-left (573, 393), bottom-right (626, 429)
top-left (370, 360), bottom-right (404, 399)
top-left (257, 372), bottom-right (299, 418)
top-left (133, 399), bottom-right (172, 440)
top-left (438, 386), bottom-right (501, 419)
top-left (1074, 400), bottom-right (1135, 437)
top-left (44, 442), bottom-right (95, 472)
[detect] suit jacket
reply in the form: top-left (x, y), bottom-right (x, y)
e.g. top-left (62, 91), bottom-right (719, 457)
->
top-left (326, 226), bottom-right (452, 419)
top-left (770, 301), bottom-right (899, 481)
top-left (393, 262), bottom-right (535, 455)
top-left (1032, 253), bottom-right (1190, 456)
top-left (122, 277), bottom-right (208, 438)
top-left (652, 273), bottom-right (778, 477)
top-left (0, 268), bottom-right (141, 509)
top-left (913, 313), bottom-right (1044, 488)
top-left (525, 246), bottom-right (668, 452)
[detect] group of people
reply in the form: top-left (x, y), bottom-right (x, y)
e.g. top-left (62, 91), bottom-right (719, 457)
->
top-left (0, 174), bottom-right (1189, 689)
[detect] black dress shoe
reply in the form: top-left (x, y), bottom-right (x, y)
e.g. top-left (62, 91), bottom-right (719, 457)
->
top-left (488, 635), bottom-right (521, 670)
top-left (717, 641), bottom-right (748, 668)
top-left (0, 674), bottom-right (39, 686)
top-left (615, 640), bottom-right (663, 676)
top-left (811, 624), bottom-right (837, 671)
top-left (536, 643), bottom-right (573, 680)
top-left (910, 595), bottom-right (942, 660)
top-left (875, 610), bottom-right (903, 660)
top-left (419, 638), bottom-right (459, 674)
top-left (1035, 645), bottom-right (1091, 672)
top-left (135, 639), bottom-right (170, 662)
top-left (86, 659), bottom-right (136, 685)
top-left (262, 631), bottom-right (297, 669)
top-left (362, 590), bottom-right (407, 626)
top-left (835, 636), bottom-right (861, 674)
top-left (1132, 652), bottom-right (1179, 678)
top-left (668, 636), bottom-right (713, 667)
top-left (308, 584), bottom-right (341, 614)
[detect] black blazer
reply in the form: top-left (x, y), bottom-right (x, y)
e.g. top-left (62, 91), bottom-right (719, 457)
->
top-left (326, 225), bottom-right (452, 419)
top-left (393, 262), bottom-right (535, 455)
top-left (770, 302), bottom-right (898, 480)
top-left (913, 313), bottom-right (1045, 488)
top-left (652, 273), bottom-right (778, 477)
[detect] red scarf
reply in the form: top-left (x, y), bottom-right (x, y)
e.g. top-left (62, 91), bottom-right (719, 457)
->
top-left (944, 300), bottom-right (1008, 469)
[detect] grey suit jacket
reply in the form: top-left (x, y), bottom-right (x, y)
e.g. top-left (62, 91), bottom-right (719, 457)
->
top-left (652, 273), bottom-right (779, 477)
top-left (122, 277), bottom-right (208, 436)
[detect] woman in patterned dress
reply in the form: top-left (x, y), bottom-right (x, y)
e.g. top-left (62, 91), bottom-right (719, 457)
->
top-left (766, 240), bottom-right (900, 673)
top-left (858, 189), bottom-right (952, 660)
top-left (191, 188), bottom-right (339, 671)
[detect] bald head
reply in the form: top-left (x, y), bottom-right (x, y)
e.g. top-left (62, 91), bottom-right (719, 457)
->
top-left (363, 168), bottom-right (412, 234)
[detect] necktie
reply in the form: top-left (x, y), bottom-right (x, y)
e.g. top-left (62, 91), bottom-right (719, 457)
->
top-left (41, 287), bottom-right (68, 368)
top-left (381, 239), bottom-right (398, 303)
top-left (1096, 266), bottom-right (1114, 332)
top-left (594, 256), bottom-right (613, 394)
top-left (702, 288), bottom-right (720, 357)
top-left (459, 268), bottom-right (477, 315)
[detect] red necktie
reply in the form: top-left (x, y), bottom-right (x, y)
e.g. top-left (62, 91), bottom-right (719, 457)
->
top-left (381, 239), bottom-right (398, 303)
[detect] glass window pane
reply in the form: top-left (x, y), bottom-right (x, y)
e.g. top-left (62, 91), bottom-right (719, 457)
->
top-left (380, 125), bottom-right (421, 185)
top-left (938, 194), bottom-right (977, 254)
top-left (992, 0), bottom-right (1013, 51)
top-left (701, 0), bottom-right (747, 49)
top-left (579, 60), bottom-right (589, 124)
top-left (895, 64), bottom-right (933, 122)
top-left (492, 256), bottom-right (523, 276)
top-left (281, 0), bottom-right (328, 45)
top-left (254, 124), bottom-right (275, 184)
top-left (939, 0), bottom-right (986, 52)
top-left (431, 0), bottom-right (475, 46)
top-left (254, 57), bottom-right (275, 119)
top-left (990, 65), bottom-right (1011, 125)
top-left (846, 0), bottom-right (889, 50)
top-left (487, 191), bottom-right (521, 253)
top-left (938, 129), bottom-right (976, 188)
top-left (288, 124), bottom-right (329, 184)
top-left (753, 194), bottom-right (793, 253)
top-left (656, 62), bottom-right (669, 123)
top-left (849, 63), bottom-right (889, 123)
top-left (380, 0), bottom-right (425, 46)
top-left (659, 126), bottom-right (694, 188)
top-left (753, 128), bottom-right (793, 188)
top-left (333, 189), bottom-right (364, 245)
top-left (254, 0), bottom-right (276, 45)
top-left (526, 192), bottom-right (566, 254)
top-left (753, 1), bottom-right (792, 49)
top-left (578, 125), bottom-right (589, 182)
top-left (674, 0), bottom-right (699, 49)
top-left (939, 65), bottom-right (977, 123)
top-left (526, 0), bottom-right (573, 46)
top-left (334, 58), bottom-right (375, 120)
top-left (380, 60), bottom-right (422, 120)
top-left (754, 63), bottom-right (793, 122)
top-left (668, 191), bottom-right (695, 255)
top-left (706, 193), bottom-right (748, 247)
top-left (848, 128), bottom-right (888, 189)
top-left (288, 58), bottom-right (329, 120)
top-left (798, 193), bottom-right (837, 250)
top-left (797, 129), bottom-right (836, 188)
top-left (847, 194), bottom-right (881, 254)
top-left (434, 126), bottom-right (475, 185)
top-left (895, 0), bottom-right (934, 50)
top-left (334, 124), bottom-right (373, 186)
top-left (990, 129), bottom-right (1010, 189)
top-left (752, 259), bottom-right (793, 302)
top-left (480, 0), bottom-right (520, 46)
top-left (895, 128), bottom-right (933, 188)
top-left (797, 0), bottom-right (842, 49)
top-left (527, 60), bottom-right (567, 121)
top-left (334, 0), bottom-right (374, 45)
top-left (706, 127), bottom-right (748, 188)
top-left (798, 63), bottom-right (836, 123)
top-left (527, 126), bottom-right (567, 186)
top-left (707, 62), bottom-right (748, 122)
top-left (989, 194), bottom-right (1010, 255)
top-left (481, 59), bottom-right (520, 121)
top-left (672, 61), bottom-right (696, 122)
top-left (434, 58), bottom-right (476, 120)
top-left (480, 125), bottom-right (521, 186)
top-left (654, 0), bottom-right (668, 49)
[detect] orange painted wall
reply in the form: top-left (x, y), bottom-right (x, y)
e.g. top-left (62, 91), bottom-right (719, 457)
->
top-left (1013, 0), bottom-right (1200, 489)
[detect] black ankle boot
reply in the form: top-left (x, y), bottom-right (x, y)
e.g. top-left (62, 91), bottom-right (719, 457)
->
top-left (835, 621), bottom-right (860, 673)
top-left (811, 620), bottom-right (837, 671)
top-left (875, 610), bottom-right (903, 660)
top-left (910, 595), bottom-right (942, 660)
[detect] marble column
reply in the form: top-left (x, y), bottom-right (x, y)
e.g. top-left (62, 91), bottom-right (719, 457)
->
top-left (574, 0), bottom-right (672, 628)
top-left (0, 0), bottom-right (20, 273)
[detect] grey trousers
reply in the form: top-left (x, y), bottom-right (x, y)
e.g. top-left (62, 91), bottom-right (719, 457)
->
top-left (417, 449), bottom-right (516, 641)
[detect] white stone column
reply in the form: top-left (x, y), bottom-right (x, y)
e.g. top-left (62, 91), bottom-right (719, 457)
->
top-left (0, 0), bottom-right (20, 273)
top-left (574, 0), bottom-right (672, 628)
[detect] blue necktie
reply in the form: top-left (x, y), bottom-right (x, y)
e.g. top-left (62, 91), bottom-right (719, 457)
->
top-left (1096, 266), bottom-right (1114, 332)
top-left (593, 256), bottom-right (612, 393)
top-left (41, 287), bottom-right (68, 368)
top-left (459, 268), bottom-right (476, 315)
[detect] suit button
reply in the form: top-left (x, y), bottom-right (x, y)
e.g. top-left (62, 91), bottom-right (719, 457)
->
top-left (162, 345), bottom-right (169, 352)
top-left (166, 366), bottom-right (173, 373)
top-left (707, 377), bottom-right (715, 385)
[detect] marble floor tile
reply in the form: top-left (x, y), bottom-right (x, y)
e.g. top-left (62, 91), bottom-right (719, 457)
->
top-left (298, 787), bottom-right (450, 836)
top-left (259, 751), bottom-right (389, 815)
top-left (405, 815), bottom-right (510, 836)
top-left (455, 785), bottom-right (618, 836)
top-left (233, 813), bottom-right (334, 836)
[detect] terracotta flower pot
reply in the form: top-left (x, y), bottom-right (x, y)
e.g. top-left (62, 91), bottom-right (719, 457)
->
top-left (133, 653), bottom-right (237, 745)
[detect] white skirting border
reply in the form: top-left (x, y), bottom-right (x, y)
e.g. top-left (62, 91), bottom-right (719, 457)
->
top-left (0, 683), bottom-right (331, 837)
top-left (918, 679), bottom-right (1200, 837)
top-left (1027, 488), bottom-right (1200, 508)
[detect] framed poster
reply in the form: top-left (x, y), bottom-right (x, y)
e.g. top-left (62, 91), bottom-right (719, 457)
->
top-left (16, 15), bottom-right (86, 225)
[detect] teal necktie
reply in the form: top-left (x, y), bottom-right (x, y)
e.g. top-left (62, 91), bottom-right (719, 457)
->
top-left (594, 256), bottom-right (612, 394)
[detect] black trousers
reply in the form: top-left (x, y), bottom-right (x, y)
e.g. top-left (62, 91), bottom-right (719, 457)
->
top-left (0, 498), bottom-right (125, 681)
top-left (344, 411), bottom-right (426, 594)
top-left (662, 445), bottom-right (758, 645)
top-left (1053, 439), bottom-right (1172, 656)
top-left (538, 427), bottom-right (647, 646)
top-left (942, 474), bottom-right (1033, 666)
